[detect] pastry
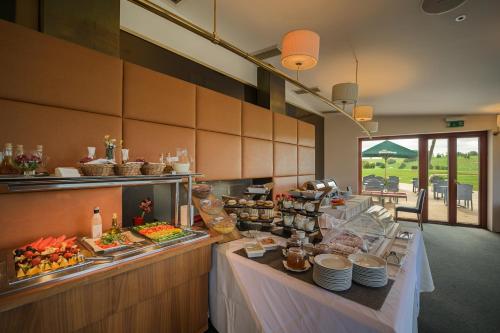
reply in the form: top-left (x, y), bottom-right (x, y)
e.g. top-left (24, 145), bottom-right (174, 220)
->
top-left (227, 199), bottom-right (237, 206)
top-left (240, 212), bottom-right (249, 220)
top-left (246, 200), bottom-right (256, 207)
top-left (256, 200), bottom-right (265, 206)
top-left (238, 198), bottom-right (247, 205)
top-left (264, 200), bottom-right (274, 208)
top-left (250, 214), bottom-right (259, 221)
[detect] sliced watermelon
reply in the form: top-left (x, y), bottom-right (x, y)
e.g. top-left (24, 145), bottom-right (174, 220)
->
top-left (38, 237), bottom-right (54, 251)
top-left (55, 235), bottom-right (66, 243)
top-left (31, 237), bottom-right (44, 250)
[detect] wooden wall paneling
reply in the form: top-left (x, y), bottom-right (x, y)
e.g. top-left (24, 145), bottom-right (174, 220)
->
top-left (298, 120), bottom-right (315, 147)
top-left (0, 99), bottom-right (122, 172)
top-left (196, 86), bottom-right (241, 135)
top-left (241, 102), bottom-right (272, 140)
top-left (298, 146), bottom-right (316, 175)
top-left (123, 62), bottom-right (196, 128)
top-left (123, 119), bottom-right (196, 168)
top-left (0, 188), bottom-right (121, 249)
top-left (0, 20), bottom-right (122, 116)
top-left (272, 176), bottom-right (298, 199)
top-left (242, 137), bottom-right (273, 179)
top-left (274, 142), bottom-right (298, 176)
top-left (273, 113), bottom-right (297, 144)
top-left (298, 174), bottom-right (316, 188)
top-left (196, 130), bottom-right (241, 180)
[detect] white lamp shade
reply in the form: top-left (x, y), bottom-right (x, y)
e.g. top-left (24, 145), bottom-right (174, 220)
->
top-left (332, 82), bottom-right (358, 104)
top-left (353, 105), bottom-right (374, 121)
top-left (364, 121), bottom-right (379, 133)
top-left (281, 29), bottom-right (320, 71)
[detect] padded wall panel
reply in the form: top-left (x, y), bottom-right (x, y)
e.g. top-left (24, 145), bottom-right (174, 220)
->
top-left (0, 99), bottom-right (121, 171)
top-left (298, 175), bottom-right (316, 188)
top-left (242, 102), bottom-right (272, 140)
top-left (298, 146), bottom-right (315, 175)
top-left (273, 113), bottom-right (297, 144)
top-left (196, 86), bottom-right (241, 135)
top-left (0, 20), bottom-right (122, 116)
top-left (298, 120), bottom-right (315, 147)
top-left (274, 142), bottom-right (298, 176)
top-left (123, 119), bottom-right (195, 168)
top-left (197, 130), bottom-right (241, 180)
top-left (272, 176), bottom-right (298, 200)
top-left (0, 188), bottom-right (121, 249)
top-left (242, 137), bottom-right (273, 179)
top-left (123, 62), bottom-right (196, 128)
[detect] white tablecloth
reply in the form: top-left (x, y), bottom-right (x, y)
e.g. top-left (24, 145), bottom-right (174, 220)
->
top-left (321, 195), bottom-right (373, 220)
top-left (209, 223), bottom-right (434, 333)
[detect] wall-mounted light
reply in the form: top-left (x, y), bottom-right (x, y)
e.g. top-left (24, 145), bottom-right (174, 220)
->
top-left (353, 105), bottom-right (374, 121)
top-left (281, 29), bottom-right (320, 71)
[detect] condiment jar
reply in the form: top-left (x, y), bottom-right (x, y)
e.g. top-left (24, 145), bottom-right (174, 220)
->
top-left (286, 235), bottom-right (302, 249)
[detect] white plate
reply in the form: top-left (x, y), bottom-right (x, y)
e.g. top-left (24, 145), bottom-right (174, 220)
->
top-left (283, 260), bottom-right (311, 272)
top-left (348, 253), bottom-right (386, 269)
top-left (315, 254), bottom-right (352, 271)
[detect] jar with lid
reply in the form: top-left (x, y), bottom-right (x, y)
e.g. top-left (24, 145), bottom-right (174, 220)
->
top-left (0, 143), bottom-right (17, 175)
top-left (286, 234), bottom-right (302, 249)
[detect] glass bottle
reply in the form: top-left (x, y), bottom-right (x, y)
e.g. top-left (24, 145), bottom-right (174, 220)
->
top-left (110, 213), bottom-right (120, 234)
top-left (91, 207), bottom-right (103, 239)
top-left (34, 144), bottom-right (47, 174)
top-left (0, 143), bottom-right (17, 175)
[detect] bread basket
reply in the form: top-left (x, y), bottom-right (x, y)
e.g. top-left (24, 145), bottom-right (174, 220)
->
top-left (141, 162), bottom-right (166, 176)
top-left (80, 163), bottom-right (115, 176)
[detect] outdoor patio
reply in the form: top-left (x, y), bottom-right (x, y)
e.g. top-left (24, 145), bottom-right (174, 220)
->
top-left (369, 183), bottom-right (479, 225)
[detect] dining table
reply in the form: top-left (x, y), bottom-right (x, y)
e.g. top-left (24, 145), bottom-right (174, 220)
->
top-left (209, 222), bottom-right (434, 333)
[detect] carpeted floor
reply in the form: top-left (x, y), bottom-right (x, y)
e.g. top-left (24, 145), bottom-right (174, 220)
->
top-left (206, 223), bottom-right (500, 333)
top-left (418, 223), bottom-right (500, 333)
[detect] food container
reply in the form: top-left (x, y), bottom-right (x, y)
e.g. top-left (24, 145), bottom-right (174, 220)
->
top-left (210, 216), bottom-right (235, 234)
top-left (173, 162), bottom-right (190, 173)
top-left (200, 199), bottom-right (224, 215)
top-left (141, 162), bottom-right (166, 176)
top-left (114, 162), bottom-right (142, 176)
top-left (283, 214), bottom-right (294, 226)
top-left (192, 184), bottom-right (212, 199)
top-left (258, 237), bottom-right (278, 251)
top-left (293, 201), bottom-right (303, 210)
top-left (244, 242), bottom-right (265, 258)
top-left (286, 247), bottom-right (306, 270)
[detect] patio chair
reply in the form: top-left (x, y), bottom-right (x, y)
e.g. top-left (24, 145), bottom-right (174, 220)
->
top-left (364, 179), bottom-right (384, 191)
top-left (457, 184), bottom-right (473, 210)
top-left (395, 189), bottom-right (426, 230)
top-left (386, 178), bottom-right (399, 192)
top-left (362, 175), bottom-right (376, 185)
top-left (433, 180), bottom-right (447, 200)
top-left (412, 178), bottom-right (419, 193)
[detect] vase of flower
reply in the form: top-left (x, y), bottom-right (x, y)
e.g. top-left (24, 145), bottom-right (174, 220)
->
top-left (15, 153), bottom-right (42, 176)
top-left (104, 135), bottom-right (117, 162)
top-left (134, 197), bottom-right (153, 225)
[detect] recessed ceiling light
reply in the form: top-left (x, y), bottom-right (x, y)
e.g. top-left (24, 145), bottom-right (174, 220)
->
top-left (455, 14), bottom-right (467, 22)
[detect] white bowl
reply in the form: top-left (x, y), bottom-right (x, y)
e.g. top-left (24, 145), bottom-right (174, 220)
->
top-left (173, 162), bottom-right (190, 172)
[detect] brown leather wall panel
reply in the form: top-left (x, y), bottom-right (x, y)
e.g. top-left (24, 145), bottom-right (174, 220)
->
top-left (123, 62), bottom-right (196, 128)
top-left (242, 102), bottom-right (272, 140)
top-left (123, 119), bottom-right (195, 168)
top-left (242, 137), bottom-right (273, 179)
top-left (273, 113), bottom-right (298, 144)
top-left (0, 20), bottom-right (122, 116)
top-left (272, 176), bottom-right (298, 200)
top-left (298, 146), bottom-right (316, 175)
top-left (196, 86), bottom-right (241, 135)
top-left (0, 99), bottom-right (122, 171)
top-left (274, 142), bottom-right (298, 176)
top-left (0, 188), bottom-right (121, 249)
top-left (298, 121), bottom-right (316, 147)
top-left (298, 175), bottom-right (316, 188)
top-left (197, 130), bottom-right (241, 180)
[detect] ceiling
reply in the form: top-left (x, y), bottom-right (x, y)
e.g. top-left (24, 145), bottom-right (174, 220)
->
top-left (153, 0), bottom-right (500, 116)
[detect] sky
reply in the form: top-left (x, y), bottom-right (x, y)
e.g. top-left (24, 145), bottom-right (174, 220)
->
top-left (361, 137), bottom-right (479, 156)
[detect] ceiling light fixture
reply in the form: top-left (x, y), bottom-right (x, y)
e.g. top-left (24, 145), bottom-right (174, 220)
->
top-left (281, 29), bottom-right (320, 79)
top-left (364, 121), bottom-right (379, 133)
top-left (455, 14), bottom-right (467, 22)
top-left (353, 105), bottom-right (374, 121)
top-left (332, 55), bottom-right (359, 108)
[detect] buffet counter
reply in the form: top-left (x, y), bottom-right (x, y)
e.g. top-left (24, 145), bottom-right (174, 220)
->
top-left (209, 223), bottom-right (434, 333)
top-left (0, 231), bottom-right (222, 333)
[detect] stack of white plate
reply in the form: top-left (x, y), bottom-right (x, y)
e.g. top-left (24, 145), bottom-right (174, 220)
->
top-left (348, 253), bottom-right (388, 288)
top-left (312, 254), bottom-right (352, 291)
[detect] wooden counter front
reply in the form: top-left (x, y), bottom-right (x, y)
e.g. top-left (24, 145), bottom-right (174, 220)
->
top-left (0, 234), bottom-right (222, 333)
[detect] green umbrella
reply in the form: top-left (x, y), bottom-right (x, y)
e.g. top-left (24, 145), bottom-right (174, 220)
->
top-left (362, 140), bottom-right (418, 181)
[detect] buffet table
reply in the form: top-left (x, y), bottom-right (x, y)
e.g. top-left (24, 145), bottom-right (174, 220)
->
top-left (209, 223), bottom-right (434, 333)
top-left (320, 195), bottom-right (373, 220)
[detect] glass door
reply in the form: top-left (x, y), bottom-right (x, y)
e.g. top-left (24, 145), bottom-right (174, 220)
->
top-left (427, 138), bottom-right (449, 223)
top-left (455, 137), bottom-right (480, 225)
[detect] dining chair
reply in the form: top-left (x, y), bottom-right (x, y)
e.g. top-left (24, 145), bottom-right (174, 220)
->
top-left (395, 189), bottom-right (426, 230)
top-left (412, 178), bottom-right (419, 193)
top-left (457, 184), bottom-right (473, 210)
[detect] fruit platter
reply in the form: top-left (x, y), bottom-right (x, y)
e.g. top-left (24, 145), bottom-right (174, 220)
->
top-left (11, 235), bottom-right (88, 281)
top-left (132, 222), bottom-right (190, 243)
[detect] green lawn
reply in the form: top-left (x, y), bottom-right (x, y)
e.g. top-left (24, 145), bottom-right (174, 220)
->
top-left (362, 156), bottom-right (479, 190)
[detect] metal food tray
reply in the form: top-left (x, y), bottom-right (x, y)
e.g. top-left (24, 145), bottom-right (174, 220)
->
top-left (6, 240), bottom-right (93, 286)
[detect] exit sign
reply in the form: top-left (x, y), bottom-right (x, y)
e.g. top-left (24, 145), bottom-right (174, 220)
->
top-left (447, 120), bottom-right (464, 128)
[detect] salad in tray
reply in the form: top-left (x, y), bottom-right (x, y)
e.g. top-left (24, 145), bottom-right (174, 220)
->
top-left (132, 222), bottom-right (188, 243)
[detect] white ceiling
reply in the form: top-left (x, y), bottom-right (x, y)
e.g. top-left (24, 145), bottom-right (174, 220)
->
top-left (142, 0), bottom-right (500, 116)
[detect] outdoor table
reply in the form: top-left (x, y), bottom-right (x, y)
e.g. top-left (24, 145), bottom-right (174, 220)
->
top-left (209, 223), bottom-right (434, 333)
top-left (361, 190), bottom-right (408, 205)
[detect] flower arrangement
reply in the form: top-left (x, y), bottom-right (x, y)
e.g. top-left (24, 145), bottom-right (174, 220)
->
top-left (133, 197), bottom-right (153, 226)
top-left (104, 135), bottom-right (117, 161)
top-left (15, 154), bottom-right (42, 175)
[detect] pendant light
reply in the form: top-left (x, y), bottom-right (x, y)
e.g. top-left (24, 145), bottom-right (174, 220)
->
top-left (332, 83), bottom-right (358, 105)
top-left (364, 121), bottom-right (379, 133)
top-left (353, 105), bottom-right (374, 121)
top-left (281, 30), bottom-right (320, 74)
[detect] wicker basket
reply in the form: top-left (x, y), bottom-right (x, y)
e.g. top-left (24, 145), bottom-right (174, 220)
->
top-left (80, 163), bottom-right (115, 176)
top-left (115, 163), bottom-right (142, 176)
top-left (141, 162), bottom-right (166, 176)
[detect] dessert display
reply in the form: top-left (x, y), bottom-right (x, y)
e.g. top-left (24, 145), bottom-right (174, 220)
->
top-left (320, 229), bottom-right (366, 257)
top-left (13, 235), bottom-right (84, 279)
top-left (132, 222), bottom-right (188, 243)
